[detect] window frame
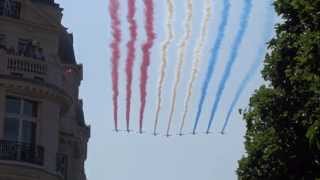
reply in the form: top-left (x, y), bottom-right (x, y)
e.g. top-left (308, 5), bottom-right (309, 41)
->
top-left (56, 153), bottom-right (68, 179)
top-left (17, 38), bottom-right (30, 56)
top-left (4, 95), bottom-right (40, 145)
top-left (0, 0), bottom-right (21, 19)
top-left (0, 33), bottom-right (6, 52)
top-left (0, 0), bottom-right (4, 16)
top-left (0, 34), bottom-right (5, 45)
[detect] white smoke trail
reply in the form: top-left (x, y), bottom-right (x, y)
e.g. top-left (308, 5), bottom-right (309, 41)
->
top-left (180, 0), bottom-right (212, 135)
top-left (166, 0), bottom-right (193, 136)
top-left (153, 0), bottom-right (174, 135)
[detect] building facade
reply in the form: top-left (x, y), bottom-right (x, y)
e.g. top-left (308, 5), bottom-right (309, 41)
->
top-left (0, 0), bottom-right (90, 179)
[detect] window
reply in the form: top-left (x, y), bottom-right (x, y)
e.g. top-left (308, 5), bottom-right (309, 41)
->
top-left (56, 153), bottom-right (68, 178)
top-left (0, 1), bottom-right (4, 15)
top-left (4, 96), bottom-right (38, 144)
top-left (18, 38), bottom-right (45, 60)
top-left (17, 39), bottom-right (30, 56)
top-left (0, 34), bottom-right (5, 45)
top-left (0, 34), bottom-right (6, 50)
top-left (0, 0), bottom-right (21, 19)
top-left (4, 117), bottom-right (19, 141)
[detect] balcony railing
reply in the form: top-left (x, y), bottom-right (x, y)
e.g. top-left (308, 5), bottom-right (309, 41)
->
top-left (7, 56), bottom-right (47, 75)
top-left (0, 140), bottom-right (44, 166)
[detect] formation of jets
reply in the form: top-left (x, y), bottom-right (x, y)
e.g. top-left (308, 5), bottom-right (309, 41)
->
top-left (113, 128), bottom-right (227, 137)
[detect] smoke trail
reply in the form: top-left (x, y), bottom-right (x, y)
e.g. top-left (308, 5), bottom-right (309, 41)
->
top-left (221, 2), bottom-right (275, 133)
top-left (109, 0), bottom-right (121, 131)
top-left (153, 0), bottom-right (174, 135)
top-left (125, 0), bottom-right (137, 132)
top-left (180, 0), bottom-right (212, 135)
top-left (166, 0), bottom-right (193, 136)
top-left (206, 0), bottom-right (253, 133)
top-left (192, 0), bottom-right (231, 134)
top-left (139, 0), bottom-right (155, 133)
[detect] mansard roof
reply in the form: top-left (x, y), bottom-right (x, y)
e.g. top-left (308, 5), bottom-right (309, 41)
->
top-left (58, 29), bottom-right (76, 65)
top-left (31, 0), bottom-right (60, 8)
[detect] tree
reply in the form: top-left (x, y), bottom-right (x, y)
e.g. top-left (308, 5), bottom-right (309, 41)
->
top-left (237, 0), bottom-right (320, 179)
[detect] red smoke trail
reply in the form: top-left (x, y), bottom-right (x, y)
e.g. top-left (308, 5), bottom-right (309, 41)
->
top-left (109, 0), bottom-right (121, 131)
top-left (125, 0), bottom-right (137, 132)
top-left (139, 0), bottom-right (155, 133)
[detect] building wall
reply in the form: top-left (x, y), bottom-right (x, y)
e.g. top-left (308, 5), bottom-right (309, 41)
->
top-left (0, 0), bottom-right (90, 179)
top-left (0, 163), bottom-right (62, 180)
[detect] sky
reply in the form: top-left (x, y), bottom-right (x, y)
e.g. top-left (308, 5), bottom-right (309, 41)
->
top-left (55, 0), bottom-right (276, 179)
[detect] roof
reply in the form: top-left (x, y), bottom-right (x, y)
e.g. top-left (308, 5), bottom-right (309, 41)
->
top-left (29, 0), bottom-right (75, 64)
top-left (58, 30), bottom-right (76, 64)
top-left (76, 100), bottom-right (86, 127)
top-left (31, 0), bottom-right (60, 8)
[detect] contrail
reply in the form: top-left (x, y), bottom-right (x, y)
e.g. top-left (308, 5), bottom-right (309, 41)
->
top-left (125, 0), bottom-right (137, 132)
top-left (153, 0), bottom-right (174, 135)
top-left (139, 0), bottom-right (156, 133)
top-left (221, 1), bottom-right (275, 134)
top-left (192, 0), bottom-right (231, 134)
top-left (206, 0), bottom-right (253, 133)
top-left (109, 0), bottom-right (121, 131)
top-left (166, 0), bottom-right (193, 136)
top-left (180, 0), bottom-right (212, 135)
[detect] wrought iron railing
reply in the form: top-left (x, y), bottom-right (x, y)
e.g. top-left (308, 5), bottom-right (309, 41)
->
top-left (0, 140), bottom-right (44, 166)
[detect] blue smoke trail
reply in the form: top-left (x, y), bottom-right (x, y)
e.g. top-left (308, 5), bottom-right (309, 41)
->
top-left (206, 0), bottom-right (253, 133)
top-left (192, 0), bottom-right (231, 134)
top-left (221, 2), bottom-right (275, 133)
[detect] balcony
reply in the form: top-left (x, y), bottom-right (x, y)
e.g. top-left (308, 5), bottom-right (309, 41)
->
top-left (7, 55), bottom-right (47, 76)
top-left (0, 140), bottom-right (44, 166)
top-left (0, 52), bottom-right (73, 111)
top-left (0, 53), bottom-right (48, 79)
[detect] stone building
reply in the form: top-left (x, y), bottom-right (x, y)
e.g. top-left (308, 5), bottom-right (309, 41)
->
top-left (0, 0), bottom-right (90, 179)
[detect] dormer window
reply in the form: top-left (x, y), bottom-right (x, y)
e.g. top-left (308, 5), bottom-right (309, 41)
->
top-left (0, 0), bottom-right (21, 19)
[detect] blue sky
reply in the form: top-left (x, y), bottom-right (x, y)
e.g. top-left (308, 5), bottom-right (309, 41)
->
top-left (55, 0), bottom-right (276, 179)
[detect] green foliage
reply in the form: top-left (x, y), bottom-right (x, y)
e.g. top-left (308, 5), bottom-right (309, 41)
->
top-left (238, 0), bottom-right (320, 179)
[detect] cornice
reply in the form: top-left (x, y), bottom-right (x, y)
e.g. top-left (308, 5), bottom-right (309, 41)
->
top-left (0, 16), bottom-right (60, 33)
top-left (0, 74), bottom-right (72, 111)
top-left (0, 161), bottom-right (63, 180)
